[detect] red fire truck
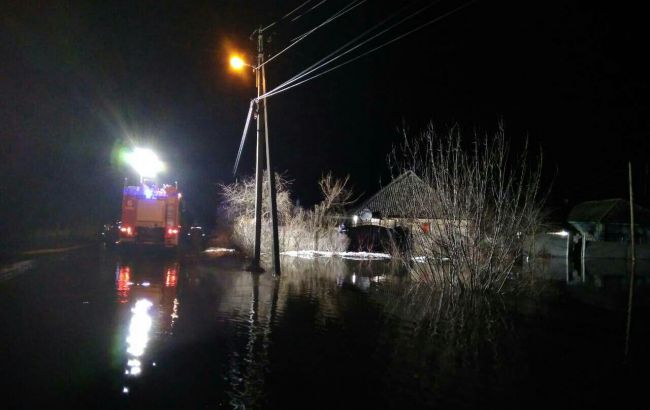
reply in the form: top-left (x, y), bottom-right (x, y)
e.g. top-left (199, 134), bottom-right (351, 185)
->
top-left (118, 180), bottom-right (182, 248)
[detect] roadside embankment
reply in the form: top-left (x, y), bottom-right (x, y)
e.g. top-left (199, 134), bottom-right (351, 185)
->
top-left (0, 241), bottom-right (95, 281)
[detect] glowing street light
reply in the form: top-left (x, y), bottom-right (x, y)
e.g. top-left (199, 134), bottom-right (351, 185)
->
top-left (124, 147), bottom-right (165, 180)
top-left (230, 54), bottom-right (255, 72)
top-left (229, 55), bottom-right (246, 71)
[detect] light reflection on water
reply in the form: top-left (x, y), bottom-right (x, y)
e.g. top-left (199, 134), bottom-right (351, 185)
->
top-left (8, 249), bottom-right (649, 408)
top-left (126, 299), bottom-right (153, 359)
top-left (114, 259), bottom-right (179, 395)
top-left (105, 253), bottom-right (648, 408)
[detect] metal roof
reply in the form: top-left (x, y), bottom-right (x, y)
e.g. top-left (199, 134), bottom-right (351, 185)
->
top-left (568, 199), bottom-right (650, 224)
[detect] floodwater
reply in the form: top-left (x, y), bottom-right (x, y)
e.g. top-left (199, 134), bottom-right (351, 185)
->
top-left (0, 247), bottom-right (648, 409)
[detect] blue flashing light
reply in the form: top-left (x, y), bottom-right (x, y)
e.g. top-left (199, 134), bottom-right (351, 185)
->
top-left (143, 185), bottom-right (153, 199)
top-left (123, 184), bottom-right (170, 199)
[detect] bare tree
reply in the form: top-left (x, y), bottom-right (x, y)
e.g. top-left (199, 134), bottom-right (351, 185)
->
top-left (219, 171), bottom-right (353, 256)
top-left (389, 122), bottom-right (544, 293)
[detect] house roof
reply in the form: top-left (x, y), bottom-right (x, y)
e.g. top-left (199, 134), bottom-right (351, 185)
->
top-left (352, 171), bottom-right (437, 219)
top-left (568, 198), bottom-right (650, 225)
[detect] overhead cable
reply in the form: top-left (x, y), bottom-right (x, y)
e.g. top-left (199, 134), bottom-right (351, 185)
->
top-left (233, 100), bottom-right (255, 175)
top-left (261, 0), bottom-right (477, 100)
top-left (262, 1), bottom-right (442, 99)
top-left (282, 0), bottom-right (314, 20)
top-left (290, 0), bottom-right (365, 44)
top-left (290, 0), bottom-right (328, 22)
top-left (259, 0), bottom-right (367, 70)
top-left (259, 0), bottom-right (320, 34)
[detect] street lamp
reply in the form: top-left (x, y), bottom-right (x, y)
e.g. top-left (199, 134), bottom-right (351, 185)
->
top-left (229, 31), bottom-right (281, 276)
top-left (229, 55), bottom-right (248, 71)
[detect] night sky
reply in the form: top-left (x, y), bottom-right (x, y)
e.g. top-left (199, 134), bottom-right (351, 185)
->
top-left (1, 0), bottom-right (648, 238)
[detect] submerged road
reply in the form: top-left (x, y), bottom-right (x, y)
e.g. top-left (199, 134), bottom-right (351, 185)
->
top-left (0, 245), bottom-right (404, 409)
top-left (0, 245), bottom-right (648, 409)
top-left (0, 246), bottom-right (250, 408)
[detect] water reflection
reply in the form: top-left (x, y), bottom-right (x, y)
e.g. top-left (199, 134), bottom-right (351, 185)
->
top-left (115, 265), bottom-right (131, 304)
top-left (216, 257), bottom-right (527, 407)
top-left (525, 256), bottom-right (650, 364)
top-left (222, 259), bottom-right (375, 408)
top-left (525, 256), bottom-right (650, 292)
top-left (226, 273), bottom-right (276, 409)
top-left (114, 258), bottom-right (179, 394)
top-left (105, 254), bottom-right (648, 407)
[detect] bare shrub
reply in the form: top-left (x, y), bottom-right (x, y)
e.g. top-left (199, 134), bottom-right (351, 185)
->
top-left (219, 171), bottom-right (353, 256)
top-left (389, 123), bottom-right (544, 293)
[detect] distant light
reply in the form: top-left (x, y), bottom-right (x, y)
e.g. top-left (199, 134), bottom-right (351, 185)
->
top-left (551, 230), bottom-right (569, 237)
top-left (352, 215), bottom-right (359, 225)
top-left (124, 147), bottom-right (165, 178)
top-left (122, 387), bottom-right (129, 394)
top-left (230, 55), bottom-right (246, 71)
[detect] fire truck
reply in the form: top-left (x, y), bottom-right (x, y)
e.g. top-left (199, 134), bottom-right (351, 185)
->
top-left (118, 179), bottom-right (182, 248)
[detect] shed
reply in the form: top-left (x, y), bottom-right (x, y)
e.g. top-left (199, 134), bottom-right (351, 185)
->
top-left (567, 199), bottom-right (650, 243)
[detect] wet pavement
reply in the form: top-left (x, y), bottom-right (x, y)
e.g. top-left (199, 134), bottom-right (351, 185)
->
top-left (0, 246), bottom-right (648, 409)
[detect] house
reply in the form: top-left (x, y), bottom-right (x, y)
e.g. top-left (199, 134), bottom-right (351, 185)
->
top-left (346, 171), bottom-right (466, 252)
top-left (349, 171), bottom-right (437, 232)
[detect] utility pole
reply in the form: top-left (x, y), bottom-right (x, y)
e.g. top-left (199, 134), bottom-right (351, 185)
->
top-left (248, 27), bottom-right (264, 272)
top-left (247, 26), bottom-right (281, 275)
top-left (262, 62), bottom-right (281, 275)
top-left (625, 162), bottom-right (636, 359)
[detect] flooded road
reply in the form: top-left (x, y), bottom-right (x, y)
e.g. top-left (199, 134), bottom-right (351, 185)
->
top-left (0, 247), bottom-right (648, 409)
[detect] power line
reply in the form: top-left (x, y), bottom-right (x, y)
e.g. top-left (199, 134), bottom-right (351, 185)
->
top-left (269, 2), bottom-right (417, 94)
top-left (282, 0), bottom-right (315, 20)
top-left (233, 100), bottom-right (255, 175)
top-left (261, 0), bottom-right (477, 100)
top-left (262, 1), bottom-right (442, 100)
top-left (258, 0), bottom-right (324, 34)
top-left (290, 0), bottom-right (328, 22)
top-left (259, 0), bottom-right (366, 70)
top-left (289, 0), bottom-right (365, 44)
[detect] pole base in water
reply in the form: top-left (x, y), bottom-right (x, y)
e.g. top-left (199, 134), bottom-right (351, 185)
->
top-left (245, 264), bottom-right (265, 273)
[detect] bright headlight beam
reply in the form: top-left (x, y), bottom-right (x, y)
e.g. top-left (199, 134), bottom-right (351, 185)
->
top-left (124, 148), bottom-right (165, 178)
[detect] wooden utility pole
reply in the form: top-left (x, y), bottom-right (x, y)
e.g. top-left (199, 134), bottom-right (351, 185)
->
top-left (629, 162), bottom-right (636, 263)
top-left (247, 27), bottom-right (281, 275)
top-left (624, 162), bottom-right (636, 359)
top-left (262, 63), bottom-right (281, 275)
top-left (249, 27), bottom-right (264, 272)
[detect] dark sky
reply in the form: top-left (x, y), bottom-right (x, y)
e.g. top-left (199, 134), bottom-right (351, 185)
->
top-left (1, 0), bottom-right (649, 235)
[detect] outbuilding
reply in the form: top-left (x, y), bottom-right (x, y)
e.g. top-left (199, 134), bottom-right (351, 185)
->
top-left (568, 198), bottom-right (650, 259)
